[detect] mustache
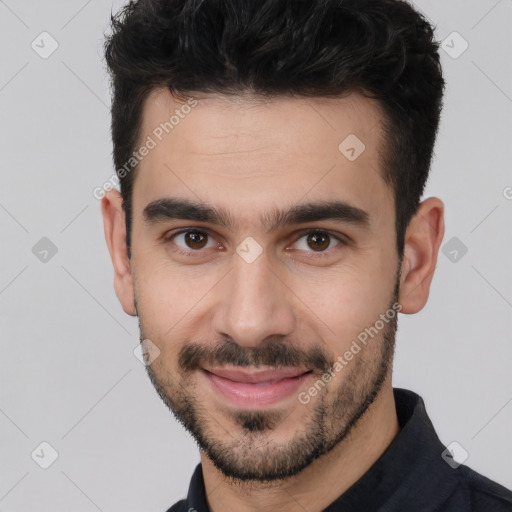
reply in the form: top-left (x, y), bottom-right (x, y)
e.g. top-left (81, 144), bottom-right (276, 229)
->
top-left (178, 338), bottom-right (334, 374)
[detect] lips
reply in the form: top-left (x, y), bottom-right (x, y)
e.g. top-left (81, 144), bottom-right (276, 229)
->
top-left (202, 366), bottom-right (313, 408)
top-left (204, 366), bottom-right (311, 384)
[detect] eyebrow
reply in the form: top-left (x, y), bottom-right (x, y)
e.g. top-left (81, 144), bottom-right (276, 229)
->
top-left (143, 197), bottom-right (370, 233)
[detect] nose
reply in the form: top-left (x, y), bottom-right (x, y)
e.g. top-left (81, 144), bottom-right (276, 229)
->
top-left (210, 249), bottom-right (296, 349)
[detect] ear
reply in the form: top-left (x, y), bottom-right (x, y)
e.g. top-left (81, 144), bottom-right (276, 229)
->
top-left (101, 190), bottom-right (136, 316)
top-left (398, 197), bottom-right (445, 314)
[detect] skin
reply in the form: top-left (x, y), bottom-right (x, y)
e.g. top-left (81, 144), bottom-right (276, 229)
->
top-left (102, 89), bottom-right (444, 512)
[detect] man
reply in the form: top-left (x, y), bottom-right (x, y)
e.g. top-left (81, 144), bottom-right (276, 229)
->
top-left (101, 0), bottom-right (512, 510)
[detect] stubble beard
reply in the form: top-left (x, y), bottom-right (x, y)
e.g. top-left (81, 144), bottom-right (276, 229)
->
top-left (140, 279), bottom-right (399, 483)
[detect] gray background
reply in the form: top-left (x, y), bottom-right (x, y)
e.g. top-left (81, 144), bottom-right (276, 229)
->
top-left (0, 1), bottom-right (511, 511)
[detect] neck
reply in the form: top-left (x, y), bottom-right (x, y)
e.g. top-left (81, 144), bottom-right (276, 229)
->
top-left (200, 381), bottom-right (400, 512)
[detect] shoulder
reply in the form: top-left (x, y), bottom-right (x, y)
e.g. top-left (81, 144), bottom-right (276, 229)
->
top-left (455, 464), bottom-right (512, 511)
top-left (163, 498), bottom-right (190, 512)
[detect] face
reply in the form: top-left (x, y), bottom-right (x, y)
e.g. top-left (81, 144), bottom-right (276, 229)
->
top-left (128, 90), bottom-right (402, 481)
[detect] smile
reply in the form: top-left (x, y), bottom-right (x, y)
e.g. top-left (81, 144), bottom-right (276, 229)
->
top-left (202, 367), bottom-right (313, 409)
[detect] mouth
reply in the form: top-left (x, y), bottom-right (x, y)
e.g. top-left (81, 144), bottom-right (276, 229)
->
top-left (202, 366), bottom-right (313, 408)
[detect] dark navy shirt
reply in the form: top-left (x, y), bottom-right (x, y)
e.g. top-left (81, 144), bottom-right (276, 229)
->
top-left (165, 388), bottom-right (512, 511)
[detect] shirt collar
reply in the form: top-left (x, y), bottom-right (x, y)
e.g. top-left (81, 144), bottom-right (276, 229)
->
top-left (183, 388), bottom-right (459, 512)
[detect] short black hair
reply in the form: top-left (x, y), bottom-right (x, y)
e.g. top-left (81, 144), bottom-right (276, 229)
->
top-left (104, 0), bottom-right (445, 258)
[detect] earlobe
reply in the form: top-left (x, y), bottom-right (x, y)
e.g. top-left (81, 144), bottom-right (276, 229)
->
top-left (101, 190), bottom-right (137, 316)
top-left (398, 197), bottom-right (445, 314)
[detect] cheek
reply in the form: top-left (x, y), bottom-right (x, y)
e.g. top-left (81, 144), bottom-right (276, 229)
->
top-left (134, 245), bottom-right (198, 302)
top-left (136, 290), bottom-right (188, 371)
top-left (292, 260), bottom-right (397, 354)
top-left (132, 255), bottom-right (184, 330)
top-left (133, 255), bottom-right (219, 349)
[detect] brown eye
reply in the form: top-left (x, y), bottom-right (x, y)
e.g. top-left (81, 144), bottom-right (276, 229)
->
top-left (183, 231), bottom-right (209, 250)
top-left (306, 232), bottom-right (330, 251)
top-left (290, 230), bottom-right (344, 256)
top-left (165, 229), bottom-right (218, 254)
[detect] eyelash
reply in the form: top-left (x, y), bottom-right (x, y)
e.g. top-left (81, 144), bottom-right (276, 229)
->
top-left (162, 228), bottom-right (348, 259)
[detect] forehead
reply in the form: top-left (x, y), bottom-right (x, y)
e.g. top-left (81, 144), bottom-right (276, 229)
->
top-left (132, 88), bottom-right (393, 232)
top-left (141, 88), bottom-right (384, 154)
